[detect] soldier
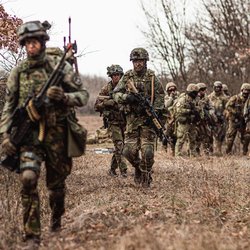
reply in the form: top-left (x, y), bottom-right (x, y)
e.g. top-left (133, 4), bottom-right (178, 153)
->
top-left (208, 81), bottom-right (229, 155)
top-left (0, 21), bottom-right (89, 244)
top-left (225, 83), bottom-right (250, 155)
top-left (94, 64), bottom-right (127, 177)
top-left (174, 84), bottom-right (200, 157)
top-left (113, 48), bottom-right (165, 188)
top-left (196, 82), bottom-right (216, 155)
top-left (222, 83), bottom-right (230, 97)
top-left (164, 82), bottom-right (180, 155)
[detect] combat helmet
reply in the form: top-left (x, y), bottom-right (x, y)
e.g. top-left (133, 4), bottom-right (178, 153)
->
top-left (222, 84), bottom-right (229, 91)
top-left (130, 48), bottom-right (149, 61)
top-left (186, 83), bottom-right (199, 93)
top-left (240, 83), bottom-right (250, 91)
top-left (213, 81), bottom-right (223, 88)
top-left (196, 82), bottom-right (207, 91)
top-left (107, 64), bottom-right (124, 77)
top-left (166, 82), bottom-right (177, 91)
top-left (18, 20), bottom-right (51, 46)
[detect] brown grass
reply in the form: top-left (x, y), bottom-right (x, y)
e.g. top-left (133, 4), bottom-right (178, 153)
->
top-left (0, 115), bottom-right (249, 250)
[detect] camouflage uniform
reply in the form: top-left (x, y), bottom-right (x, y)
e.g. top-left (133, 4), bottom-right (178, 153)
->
top-left (94, 65), bottom-right (127, 177)
top-left (174, 84), bottom-right (200, 157)
top-left (113, 48), bottom-right (165, 187)
top-left (225, 83), bottom-right (250, 155)
top-left (164, 82), bottom-right (180, 155)
top-left (195, 83), bottom-right (216, 155)
top-left (0, 21), bottom-right (89, 240)
top-left (208, 81), bottom-right (229, 155)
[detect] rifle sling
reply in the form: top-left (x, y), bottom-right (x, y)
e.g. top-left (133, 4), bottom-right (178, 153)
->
top-left (151, 76), bottom-right (154, 105)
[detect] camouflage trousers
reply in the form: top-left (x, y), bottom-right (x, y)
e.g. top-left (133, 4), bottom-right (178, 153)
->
top-left (226, 121), bottom-right (250, 155)
top-left (122, 126), bottom-right (156, 181)
top-left (175, 122), bottom-right (198, 157)
top-left (196, 123), bottom-right (213, 155)
top-left (213, 123), bottom-right (227, 155)
top-left (109, 124), bottom-right (127, 173)
top-left (20, 123), bottom-right (72, 238)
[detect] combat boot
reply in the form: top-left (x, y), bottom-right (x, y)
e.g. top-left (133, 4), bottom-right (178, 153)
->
top-left (120, 168), bottom-right (127, 178)
top-left (49, 190), bottom-right (65, 232)
top-left (108, 168), bottom-right (118, 177)
top-left (134, 167), bottom-right (142, 184)
top-left (50, 213), bottom-right (62, 232)
top-left (141, 172), bottom-right (152, 188)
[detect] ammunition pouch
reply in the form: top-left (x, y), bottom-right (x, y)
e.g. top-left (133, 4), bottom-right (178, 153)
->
top-left (67, 112), bottom-right (87, 157)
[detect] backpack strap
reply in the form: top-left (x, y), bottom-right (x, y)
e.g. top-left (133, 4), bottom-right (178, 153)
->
top-left (151, 75), bottom-right (154, 104)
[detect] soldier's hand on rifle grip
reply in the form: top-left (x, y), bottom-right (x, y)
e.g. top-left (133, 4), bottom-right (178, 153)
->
top-left (47, 86), bottom-right (65, 102)
top-left (103, 99), bottom-right (115, 107)
top-left (1, 135), bottom-right (16, 156)
top-left (126, 93), bottom-right (139, 104)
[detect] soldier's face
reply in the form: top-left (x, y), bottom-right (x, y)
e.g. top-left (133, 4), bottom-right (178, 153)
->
top-left (132, 59), bottom-right (146, 73)
top-left (25, 38), bottom-right (42, 57)
top-left (111, 73), bottom-right (121, 85)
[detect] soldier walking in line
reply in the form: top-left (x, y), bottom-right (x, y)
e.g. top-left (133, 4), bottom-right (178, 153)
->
top-left (208, 81), bottom-right (229, 156)
top-left (113, 48), bottom-right (165, 188)
top-left (174, 84), bottom-right (200, 157)
top-left (225, 83), bottom-right (250, 155)
top-left (94, 64), bottom-right (127, 177)
top-left (0, 20), bottom-right (89, 245)
top-left (164, 82), bottom-right (180, 156)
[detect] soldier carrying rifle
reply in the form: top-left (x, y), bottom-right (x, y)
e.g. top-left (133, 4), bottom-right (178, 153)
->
top-left (113, 48), bottom-right (165, 188)
top-left (94, 64), bottom-right (127, 177)
top-left (0, 20), bottom-right (89, 245)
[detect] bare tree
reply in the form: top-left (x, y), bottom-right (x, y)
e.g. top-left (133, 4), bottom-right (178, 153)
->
top-left (0, 3), bottom-right (23, 73)
top-left (140, 0), bottom-right (188, 87)
top-left (185, 0), bottom-right (250, 92)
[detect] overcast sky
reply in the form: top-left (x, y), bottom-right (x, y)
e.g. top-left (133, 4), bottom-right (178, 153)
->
top-left (3, 0), bottom-right (149, 77)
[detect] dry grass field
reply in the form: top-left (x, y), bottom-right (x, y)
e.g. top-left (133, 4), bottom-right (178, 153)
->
top-left (0, 115), bottom-right (249, 250)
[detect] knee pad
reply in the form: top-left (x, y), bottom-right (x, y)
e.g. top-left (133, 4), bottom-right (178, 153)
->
top-left (122, 144), bottom-right (131, 159)
top-left (20, 151), bottom-right (42, 172)
top-left (144, 145), bottom-right (154, 161)
top-left (21, 169), bottom-right (37, 189)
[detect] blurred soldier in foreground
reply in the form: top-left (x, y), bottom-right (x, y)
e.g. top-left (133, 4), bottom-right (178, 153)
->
top-left (195, 82), bottom-right (216, 155)
top-left (225, 83), bottom-right (250, 155)
top-left (164, 82), bottom-right (180, 155)
top-left (94, 64), bottom-right (127, 177)
top-left (0, 21), bottom-right (89, 244)
top-left (174, 84), bottom-right (200, 157)
top-left (208, 81), bottom-right (229, 155)
top-left (113, 48), bottom-right (165, 188)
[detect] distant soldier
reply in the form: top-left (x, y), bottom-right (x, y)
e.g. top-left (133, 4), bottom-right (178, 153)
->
top-left (225, 83), bottom-right (250, 155)
top-left (222, 83), bottom-right (230, 97)
top-left (196, 82), bottom-right (216, 155)
top-left (208, 81), bottom-right (229, 155)
top-left (94, 64), bottom-right (127, 177)
top-left (174, 83), bottom-right (200, 157)
top-left (164, 82), bottom-right (180, 155)
top-left (113, 48), bottom-right (165, 188)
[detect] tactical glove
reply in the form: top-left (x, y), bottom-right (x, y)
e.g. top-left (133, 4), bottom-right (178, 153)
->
top-left (47, 86), bottom-right (65, 101)
top-left (1, 136), bottom-right (16, 156)
top-left (126, 93), bottom-right (139, 104)
top-left (103, 99), bottom-right (115, 107)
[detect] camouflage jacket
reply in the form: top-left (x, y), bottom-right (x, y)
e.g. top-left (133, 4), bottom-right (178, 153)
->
top-left (0, 48), bottom-right (89, 134)
top-left (94, 81), bottom-right (125, 125)
top-left (174, 93), bottom-right (199, 124)
top-left (226, 93), bottom-right (248, 121)
top-left (208, 91), bottom-right (228, 119)
top-left (113, 69), bottom-right (164, 131)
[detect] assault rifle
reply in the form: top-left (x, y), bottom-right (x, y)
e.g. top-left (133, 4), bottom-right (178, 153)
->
top-left (0, 44), bottom-right (72, 173)
top-left (127, 80), bottom-right (169, 145)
